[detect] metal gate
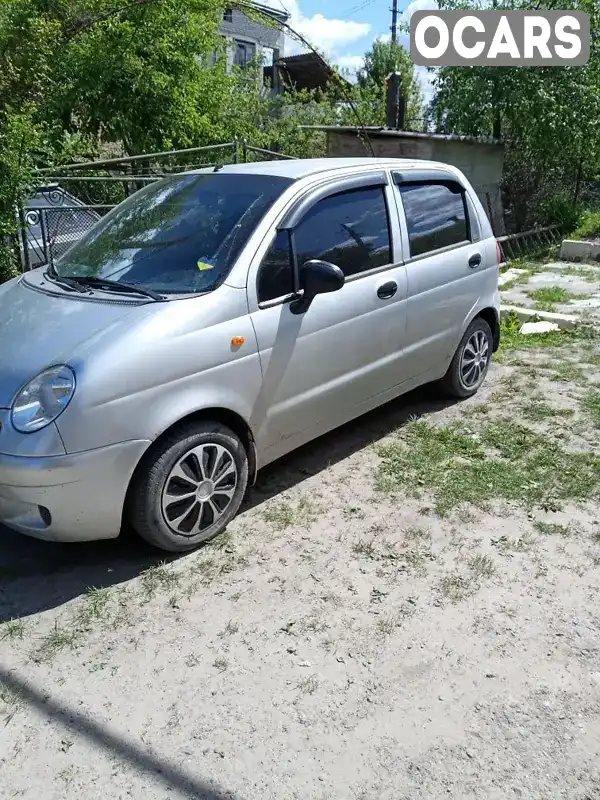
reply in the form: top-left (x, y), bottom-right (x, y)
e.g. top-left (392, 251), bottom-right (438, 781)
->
top-left (19, 141), bottom-right (295, 272)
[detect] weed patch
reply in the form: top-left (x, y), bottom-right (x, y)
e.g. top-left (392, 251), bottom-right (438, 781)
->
top-left (497, 313), bottom-right (596, 355)
top-left (528, 286), bottom-right (587, 311)
top-left (534, 521), bottom-right (570, 536)
top-left (523, 402), bottom-right (574, 422)
top-left (263, 496), bottom-right (321, 531)
top-left (1, 619), bottom-right (27, 641)
top-left (377, 418), bottom-right (600, 515)
top-left (583, 389), bottom-right (600, 426)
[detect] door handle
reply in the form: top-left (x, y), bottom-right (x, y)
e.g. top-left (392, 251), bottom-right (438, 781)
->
top-left (468, 254), bottom-right (482, 269)
top-left (377, 280), bottom-right (397, 299)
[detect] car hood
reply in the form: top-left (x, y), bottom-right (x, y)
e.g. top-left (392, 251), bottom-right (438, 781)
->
top-left (0, 272), bottom-right (151, 407)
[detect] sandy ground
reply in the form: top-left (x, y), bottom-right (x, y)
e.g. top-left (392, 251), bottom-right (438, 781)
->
top-left (2, 329), bottom-right (600, 799)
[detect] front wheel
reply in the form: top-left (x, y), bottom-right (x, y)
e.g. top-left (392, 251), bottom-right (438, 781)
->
top-left (128, 421), bottom-right (248, 552)
top-left (440, 317), bottom-right (493, 399)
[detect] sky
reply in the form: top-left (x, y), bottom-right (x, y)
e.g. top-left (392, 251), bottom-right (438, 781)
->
top-left (264, 0), bottom-right (439, 101)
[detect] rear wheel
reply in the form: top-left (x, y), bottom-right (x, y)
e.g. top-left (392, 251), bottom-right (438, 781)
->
top-left (128, 421), bottom-right (248, 553)
top-left (440, 317), bottom-right (493, 399)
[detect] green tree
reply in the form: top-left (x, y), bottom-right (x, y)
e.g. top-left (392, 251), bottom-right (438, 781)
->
top-left (356, 38), bottom-right (424, 128)
top-left (0, 0), bottom-right (229, 279)
top-left (430, 0), bottom-right (600, 230)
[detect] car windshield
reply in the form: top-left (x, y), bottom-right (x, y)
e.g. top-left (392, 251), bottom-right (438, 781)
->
top-left (54, 172), bottom-right (292, 295)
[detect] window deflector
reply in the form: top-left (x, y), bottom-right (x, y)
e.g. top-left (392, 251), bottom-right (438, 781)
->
top-left (393, 171), bottom-right (473, 254)
top-left (279, 171), bottom-right (388, 231)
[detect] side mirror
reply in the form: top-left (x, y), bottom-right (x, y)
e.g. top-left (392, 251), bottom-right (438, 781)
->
top-left (290, 259), bottom-right (344, 314)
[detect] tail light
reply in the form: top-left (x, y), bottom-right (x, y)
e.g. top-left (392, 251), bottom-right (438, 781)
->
top-left (496, 240), bottom-right (504, 265)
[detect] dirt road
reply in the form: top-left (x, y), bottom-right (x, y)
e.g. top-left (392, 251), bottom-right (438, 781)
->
top-left (2, 320), bottom-right (600, 799)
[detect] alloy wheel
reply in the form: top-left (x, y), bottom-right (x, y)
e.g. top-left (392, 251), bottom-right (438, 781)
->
top-left (459, 329), bottom-right (490, 389)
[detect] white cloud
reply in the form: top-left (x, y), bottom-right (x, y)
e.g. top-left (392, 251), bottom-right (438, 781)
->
top-left (294, 15), bottom-right (370, 54)
top-left (403, 0), bottom-right (439, 22)
top-left (264, 0), bottom-right (371, 57)
top-left (335, 54), bottom-right (365, 72)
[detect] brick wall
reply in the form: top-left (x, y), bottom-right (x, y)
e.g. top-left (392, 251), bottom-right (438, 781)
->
top-left (219, 8), bottom-right (286, 55)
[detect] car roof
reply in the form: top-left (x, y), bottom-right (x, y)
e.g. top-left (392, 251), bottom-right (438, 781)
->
top-left (186, 157), bottom-right (456, 181)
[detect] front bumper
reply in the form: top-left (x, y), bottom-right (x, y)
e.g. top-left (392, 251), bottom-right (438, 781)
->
top-left (0, 439), bottom-right (151, 542)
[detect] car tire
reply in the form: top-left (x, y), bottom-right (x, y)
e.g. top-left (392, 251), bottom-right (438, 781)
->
top-left (128, 420), bottom-right (248, 553)
top-left (440, 317), bottom-right (493, 399)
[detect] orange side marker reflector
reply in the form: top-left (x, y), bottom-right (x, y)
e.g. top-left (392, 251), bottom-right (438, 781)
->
top-left (231, 336), bottom-right (245, 347)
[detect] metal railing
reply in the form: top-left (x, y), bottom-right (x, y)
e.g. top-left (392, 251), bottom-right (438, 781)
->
top-left (497, 225), bottom-right (562, 264)
top-left (19, 140), bottom-right (297, 271)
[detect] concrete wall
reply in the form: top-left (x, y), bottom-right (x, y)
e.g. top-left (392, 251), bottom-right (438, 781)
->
top-left (327, 131), bottom-right (505, 235)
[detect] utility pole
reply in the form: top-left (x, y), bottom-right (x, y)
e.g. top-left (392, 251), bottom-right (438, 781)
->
top-left (391, 0), bottom-right (398, 43)
top-left (386, 72), bottom-right (405, 130)
top-left (491, 0), bottom-right (501, 139)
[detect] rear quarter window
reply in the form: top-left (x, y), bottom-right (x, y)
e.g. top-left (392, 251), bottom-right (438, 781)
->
top-left (398, 182), bottom-right (469, 258)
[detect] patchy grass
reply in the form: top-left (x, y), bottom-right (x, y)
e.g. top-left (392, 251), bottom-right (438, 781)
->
top-left (218, 619), bottom-right (240, 637)
top-left (33, 623), bottom-right (79, 664)
top-left (527, 286), bottom-right (587, 311)
top-left (583, 389), bottom-right (600, 426)
top-left (562, 265), bottom-right (600, 283)
top-left (534, 521), bottom-right (570, 536)
top-left (551, 361), bottom-right (586, 382)
top-left (522, 401), bottom-right (574, 422)
top-left (0, 684), bottom-right (23, 725)
top-left (213, 656), bottom-right (229, 672)
top-left (469, 553), bottom-right (496, 579)
top-left (438, 553), bottom-right (496, 602)
top-left (491, 533), bottom-right (536, 555)
top-left (352, 538), bottom-right (378, 559)
top-left (1, 618), bottom-right (27, 642)
top-left (141, 563), bottom-right (180, 598)
top-left (376, 615), bottom-right (399, 637)
top-left (78, 587), bottom-right (111, 626)
top-left (377, 418), bottom-right (600, 516)
top-left (572, 210), bottom-right (600, 241)
top-left (496, 313), bottom-right (596, 358)
top-left (263, 496), bottom-right (321, 531)
top-left (297, 674), bottom-right (319, 695)
top-left (343, 505), bottom-right (366, 520)
top-left (352, 528), bottom-right (432, 573)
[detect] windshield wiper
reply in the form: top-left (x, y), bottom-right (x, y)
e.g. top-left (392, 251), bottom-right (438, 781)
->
top-left (43, 266), bottom-right (91, 294)
top-left (68, 276), bottom-right (164, 301)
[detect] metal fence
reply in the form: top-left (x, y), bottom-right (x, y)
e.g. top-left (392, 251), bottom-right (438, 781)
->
top-left (19, 140), bottom-right (296, 271)
top-left (18, 142), bottom-right (565, 273)
top-left (497, 225), bottom-right (563, 265)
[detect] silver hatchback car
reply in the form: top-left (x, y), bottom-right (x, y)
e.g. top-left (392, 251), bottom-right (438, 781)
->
top-left (0, 158), bottom-right (501, 552)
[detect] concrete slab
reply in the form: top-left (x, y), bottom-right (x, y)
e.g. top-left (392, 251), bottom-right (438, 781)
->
top-left (520, 321), bottom-right (560, 334)
top-left (500, 305), bottom-right (579, 329)
top-left (543, 261), bottom-right (600, 274)
top-left (559, 239), bottom-right (600, 262)
top-left (526, 272), bottom-right (595, 294)
top-left (498, 267), bottom-right (528, 287)
top-left (498, 260), bottom-right (600, 328)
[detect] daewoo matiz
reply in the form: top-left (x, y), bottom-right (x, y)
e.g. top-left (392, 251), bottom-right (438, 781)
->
top-left (0, 158), bottom-right (501, 552)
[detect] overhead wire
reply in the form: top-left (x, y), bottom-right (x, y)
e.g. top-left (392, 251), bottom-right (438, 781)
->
top-left (235, 0), bottom-right (376, 156)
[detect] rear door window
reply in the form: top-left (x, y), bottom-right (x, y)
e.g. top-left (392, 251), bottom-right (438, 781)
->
top-left (398, 182), bottom-right (469, 258)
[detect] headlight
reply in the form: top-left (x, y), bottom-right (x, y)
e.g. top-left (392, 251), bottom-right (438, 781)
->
top-left (11, 365), bottom-right (76, 433)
